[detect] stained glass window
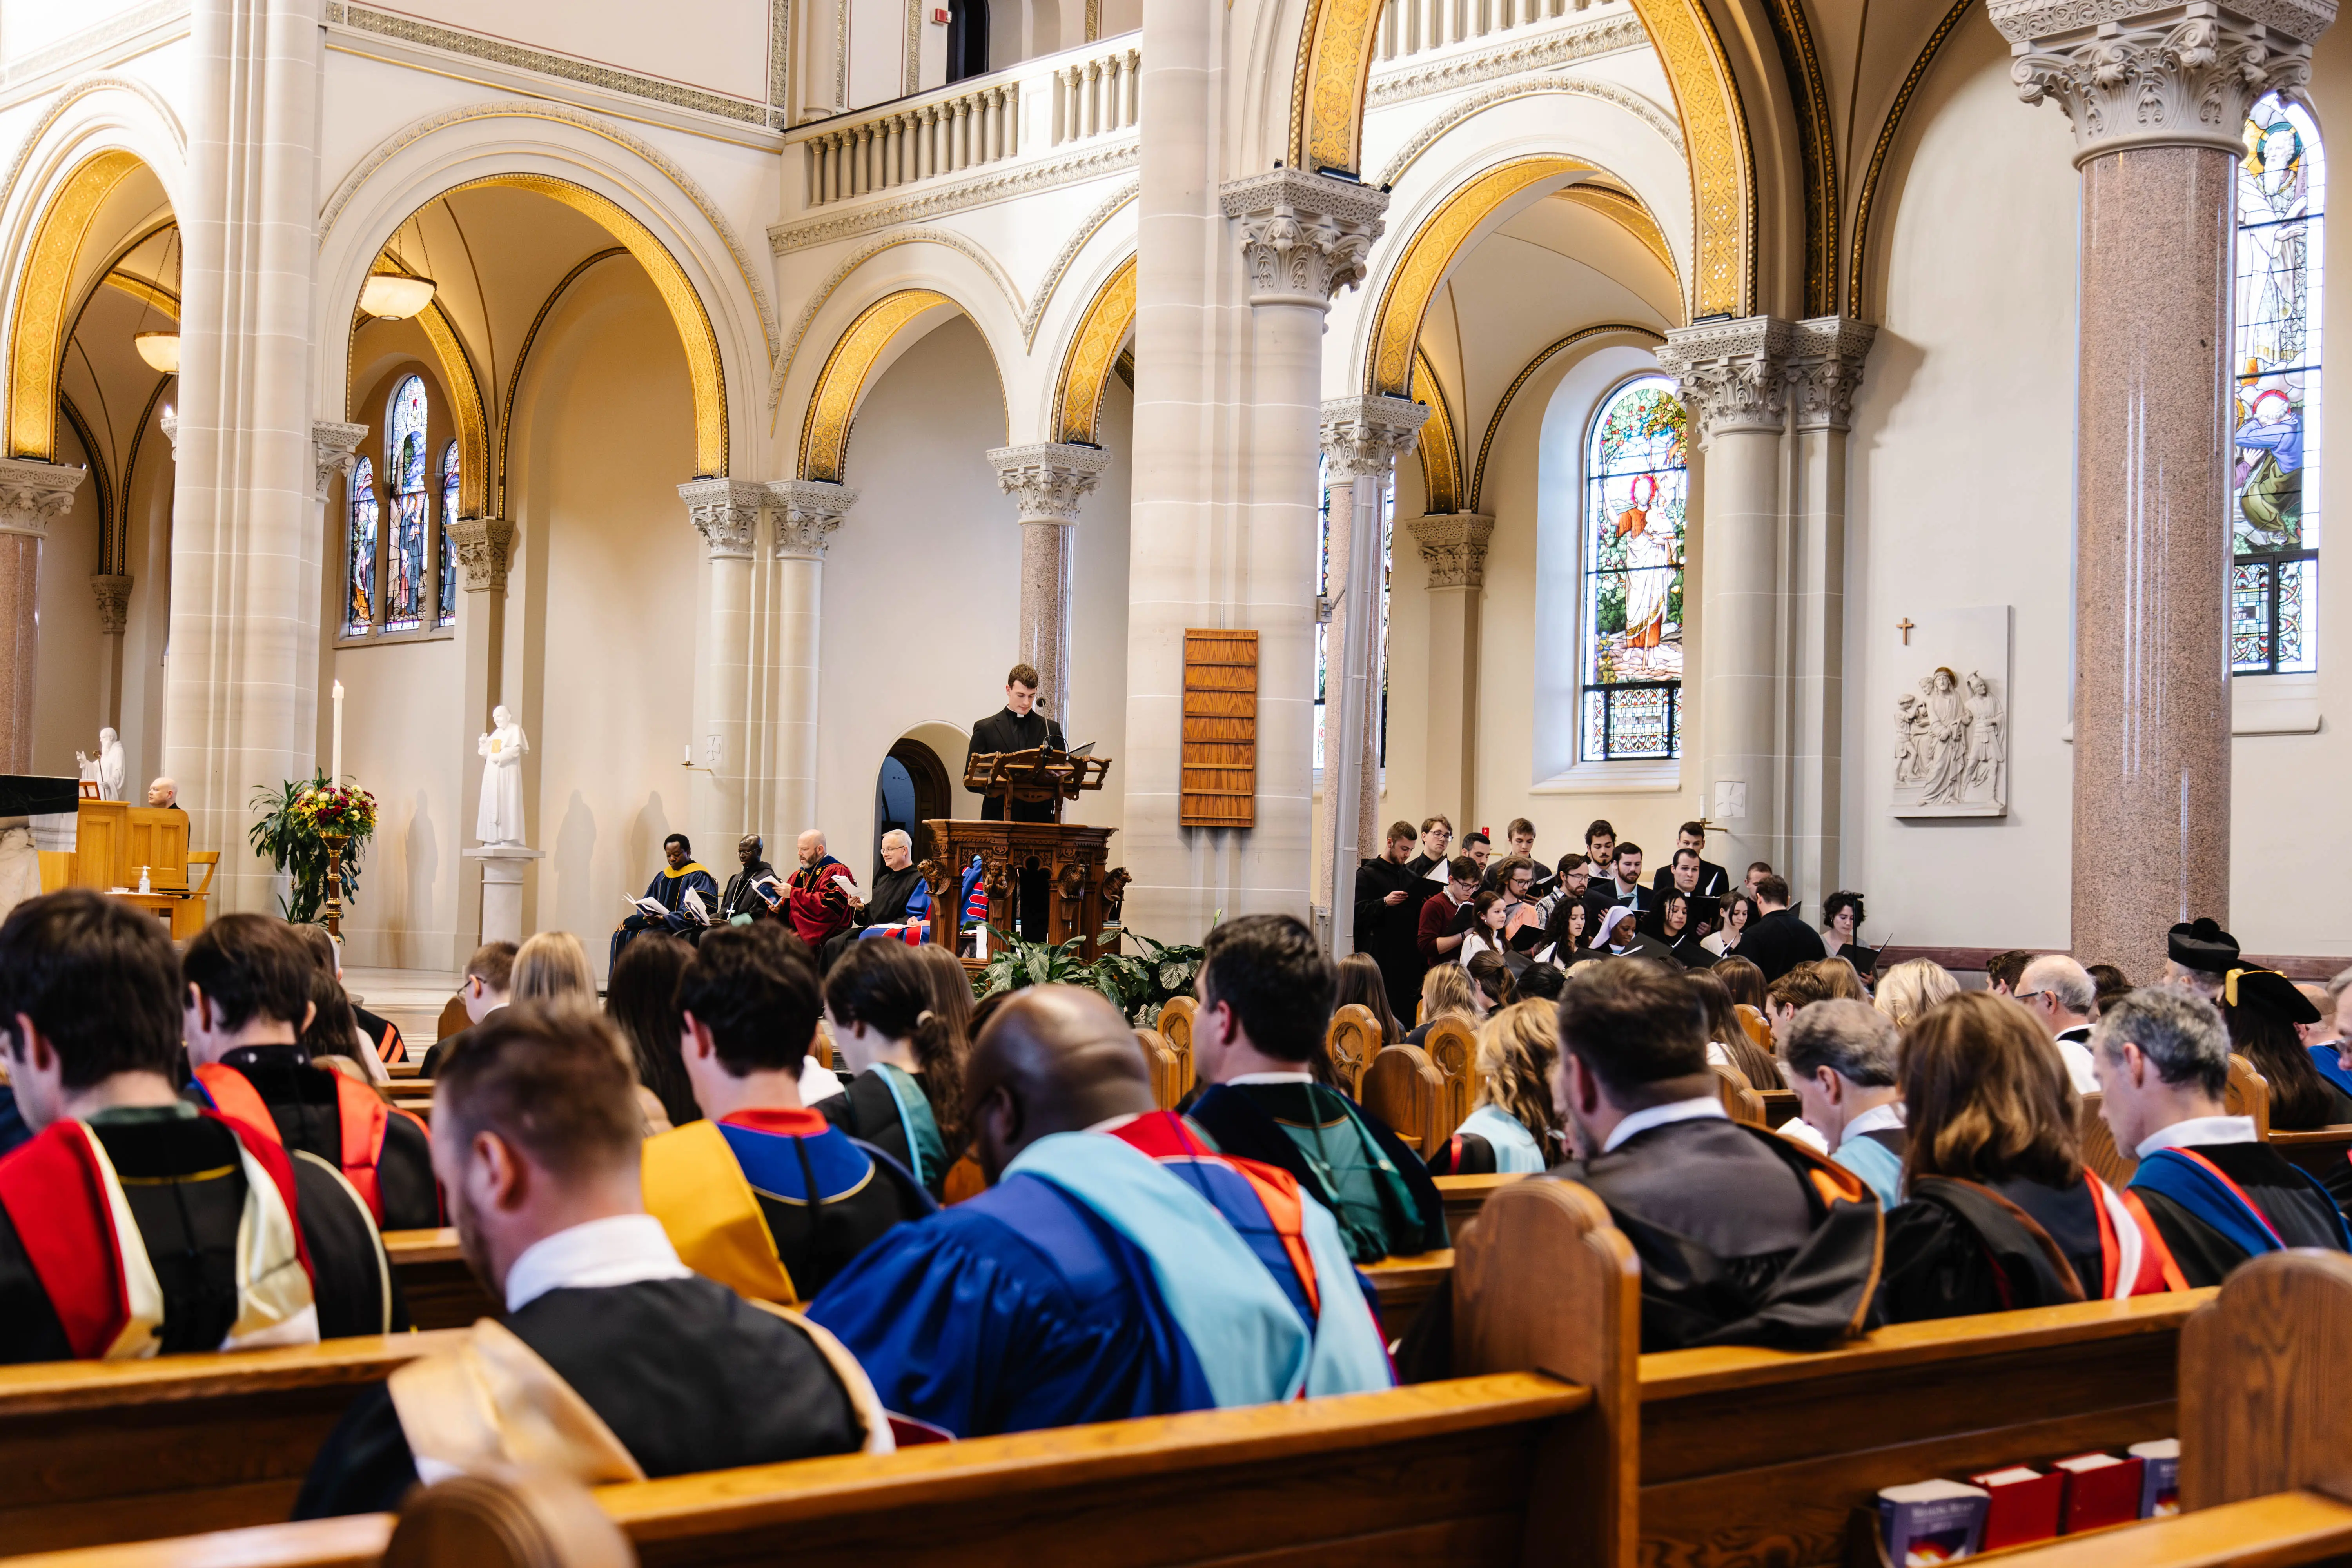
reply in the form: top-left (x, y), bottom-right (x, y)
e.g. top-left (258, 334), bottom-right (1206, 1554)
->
top-left (384, 376), bottom-right (429, 632)
top-left (438, 438), bottom-right (460, 627)
top-left (1314, 459), bottom-right (1394, 775)
top-left (344, 456), bottom-right (377, 638)
top-left (1581, 376), bottom-right (1687, 759)
top-left (2233, 92), bottom-right (2322, 675)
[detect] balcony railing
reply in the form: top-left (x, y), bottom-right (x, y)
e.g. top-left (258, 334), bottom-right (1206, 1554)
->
top-left (1376, 0), bottom-right (1623, 63)
top-left (1050, 44), bottom-right (1140, 146)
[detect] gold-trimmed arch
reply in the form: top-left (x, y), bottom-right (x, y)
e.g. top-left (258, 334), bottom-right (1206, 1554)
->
top-left (1363, 155), bottom-right (1589, 399)
top-left (1410, 348), bottom-right (1460, 515)
top-left (1292, 0), bottom-right (1753, 318)
top-left (7, 148), bottom-right (145, 460)
top-left (1466, 322), bottom-right (1664, 514)
top-left (1556, 185), bottom-right (1681, 298)
top-left (1053, 254), bottom-right (1136, 446)
top-left (797, 289), bottom-right (954, 483)
top-left (349, 254), bottom-right (492, 519)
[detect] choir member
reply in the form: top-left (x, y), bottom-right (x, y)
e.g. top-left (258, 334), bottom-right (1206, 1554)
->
top-left (1353, 820), bottom-right (1429, 1019)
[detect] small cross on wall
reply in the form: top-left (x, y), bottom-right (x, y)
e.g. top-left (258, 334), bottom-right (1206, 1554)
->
top-left (1897, 617), bottom-right (1915, 646)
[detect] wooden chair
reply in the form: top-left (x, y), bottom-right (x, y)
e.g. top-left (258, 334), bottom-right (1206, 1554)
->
top-left (1708, 1062), bottom-right (1767, 1127)
top-left (1420, 1014), bottom-right (1480, 1142)
top-left (1733, 1002), bottom-right (1773, 1056)
top-left (1361, 1044), bottom-right (1446, 1156)
top-left (1323, 1003), bottom-right (1383, 1098)
top-left (1154, 996), bottom-right (1197, 1097)
top-left (1134, 1027), bottom-right (1185, 1110)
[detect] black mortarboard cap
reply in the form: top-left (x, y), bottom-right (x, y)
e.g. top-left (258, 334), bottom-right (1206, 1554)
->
top-left (2167, 917), bottom-right (2240, 975)
top-left (2225, 967), bottom-right (2322, 1025)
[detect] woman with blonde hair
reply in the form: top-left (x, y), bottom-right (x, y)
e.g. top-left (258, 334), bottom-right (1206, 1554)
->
top-left (1873, 957), bottom-right (1960, 1030)
top-left (1430, 1002), bottom-right (1562, 1174)
top-left (1403, 961), bottom-right (1477, 1046)
top-left (512, 930), bottom-right (596, 1002)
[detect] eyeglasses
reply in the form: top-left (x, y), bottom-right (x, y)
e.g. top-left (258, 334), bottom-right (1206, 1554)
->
top-left (2013, 990), bottom-right (2050, 1005)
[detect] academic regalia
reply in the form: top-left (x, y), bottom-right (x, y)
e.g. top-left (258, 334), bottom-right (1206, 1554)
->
top-left (2128, 1142), bottom-right (2352, 1288)
top-left (2310, 1045), bottom-right (2352, 1102)
top-left (1833, 1125), bottom-right (1908, 1212)
top-left (295, 1275), bottom-right (881, 1517)
top-left (1880, 1173), bottom-right (2182, 1322)
top-left (787, 855), bottom-right (858, 951)
top-left (1103, 1111), bottom-right (1393, 1391)
top-left (811, 1132), bottom-right (1326, 1437)
top-left (1353, 855), bottom-right (1429, 1020)
top-left (641, 1108), bottom-right (935, 1304)
top-left (820, 866), bottom-right (936, 967)
top-left (720, 857), bottom-right (780, 922)
top-left (965, 707), bottom-right (1068, 824)
top-left (352, 1005), bottom-right (406, 1065)
top-left (612, 860), bottom-right (721, 967)
top-left (1185, 1082), bottom-right (1448, 1261)
top-left (0, 1103), bottom-right (401, 1362)
top-left (1736, 909), bottom-right (1829, 982)
top-left (189, 1049), bottom-right (439, 1232)
top-left (814, 1065), bottom-right (949, 1197)
top-left (0, 1087), bottom-right (26, 1160)
top-left (1429, 1104), bottom-right (1548, 1174)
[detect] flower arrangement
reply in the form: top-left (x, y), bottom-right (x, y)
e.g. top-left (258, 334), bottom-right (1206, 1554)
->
top-left (249, 773), bottom-right (377, 923)
top-left (293, 781), bottom-right (378, 838)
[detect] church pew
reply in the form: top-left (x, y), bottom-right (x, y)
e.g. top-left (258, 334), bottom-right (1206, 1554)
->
top-left (1323, 1002), bottom-right (1383, 1097)
top-left (1419, 1015), bottom-right (1479, 1143)
top-left (1361, 1250), bottom-right (1453, 1343)
top-left (1432, 1172), bottom-right (1528, 1237)
top-left (1709, 1061), bottom-right (1768, 1127)
top-left (1758, 1087), bottom-right (1799, 1127)
top-left (0, 1332), bottom-right (463, 1555)
top-left (1360, 1044), bottom-right (1446, 1154)
top-left (2267, 1124), bottom-right (2352, 1181)
top-left (1134, 1028), bottom-right (1185, 1110)
top-left (383, 1228), bottom-right (498, 1329)
top-left (1152, 996), bottom-right (1196, 1097)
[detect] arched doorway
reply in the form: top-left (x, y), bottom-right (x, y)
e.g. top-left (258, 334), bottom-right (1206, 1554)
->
top-left (875, 736), bottom-right (950, 880)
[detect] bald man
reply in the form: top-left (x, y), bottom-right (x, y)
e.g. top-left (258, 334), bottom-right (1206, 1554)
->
top-left (809, 985), bottom-right (1357, 1437)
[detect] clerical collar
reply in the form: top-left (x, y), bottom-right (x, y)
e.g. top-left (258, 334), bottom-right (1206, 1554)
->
top-left (1226, 1072), bottom-right (1316, 1086)
top-left (2134, 1114), bottom-right (2258, 1161)
top-left (504, 1214), bottom-right (691, 1313)
top-left (1602, 1095), bottom-right (1726, 1154)
top-left (1845, 1101), bottom-right (1906, 1138)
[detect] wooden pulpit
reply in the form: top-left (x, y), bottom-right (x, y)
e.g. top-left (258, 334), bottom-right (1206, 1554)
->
top-left (918, 748), bottom-right (1127, 964)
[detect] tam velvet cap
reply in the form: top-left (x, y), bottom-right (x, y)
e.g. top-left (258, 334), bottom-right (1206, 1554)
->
top-left (2167, 918), bottom-right (2240, 975)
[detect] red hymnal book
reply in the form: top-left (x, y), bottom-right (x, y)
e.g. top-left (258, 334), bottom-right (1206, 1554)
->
top-left (1967, 1465), bottom-right (2065, 1550)
top-left (2054, 1452), bottom-right (2147, 1533)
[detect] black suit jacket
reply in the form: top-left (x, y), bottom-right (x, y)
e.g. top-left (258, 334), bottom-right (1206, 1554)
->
top-left (966, 708), bottom-right (1066, 822)
top-left (1651, 858), bottom-right (1731, 900)
top-left (1739, 909), bottom-right (1828, 983)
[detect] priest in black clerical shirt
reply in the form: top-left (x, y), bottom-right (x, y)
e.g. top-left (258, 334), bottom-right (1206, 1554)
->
top-left (720, 834), bottom-right (780, 923)
top-left (967, 663), bottom-right (1065, 939)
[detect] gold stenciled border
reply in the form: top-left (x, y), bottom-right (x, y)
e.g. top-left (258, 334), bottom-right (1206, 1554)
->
top-left (1760, 0), bottom-right (1838, 317)
top-left (1845, 0), bottom-right (1973, 321)
top-left (798, 289), bottom-right (952, 482)
top-left (1053, 254), bottom-right (1136, 445)
top-left (1411, 348), bottom-right (1461, 515)
top-left (7, 148), bottom-right (142, 461)
top-left (1468, 322), bottom-right (1664, 514)
top-left (1364, 155), bottom-right (1588, 399)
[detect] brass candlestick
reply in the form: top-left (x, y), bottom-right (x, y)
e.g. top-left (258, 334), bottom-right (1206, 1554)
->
top-left (322, 831), bottom-right (350, 937)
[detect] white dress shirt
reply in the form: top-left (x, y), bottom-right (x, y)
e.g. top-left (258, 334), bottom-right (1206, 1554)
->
top-left (2134, 1115), bottom-right (2259, 1161)
top-left (503, 1213), bottom-right (693, 1313)
top-left (1844, 1101), bottom-right (1907, 1139)
top-left (1225, 1071), bottom-right (1316, 1086)
top-left (1601, 1095), bottom-right (1726, 1154)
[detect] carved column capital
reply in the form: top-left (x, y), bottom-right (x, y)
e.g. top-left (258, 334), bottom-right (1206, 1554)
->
top-left (1319, 395), bottom-right (1429, 483)
top-left (158, 410), bottom-right (179, 454)
top-left (678, 477), bottom-right (767, 560)
top-left (0, 456), bottom-right (86, 538)
top-left (1219, 169), bottom-right (1390, 309)
top-left (1409, 513), bottom-right (1495, 590)
top-left (1657, 316), bottom-right (1796, 442)
top-left (766, 479), bottom-right (857, 559)
top-left (1991, 0), bottom-right (2332, 163)
top-left (445, 516), bottom-right (516, 594)
top-left (313, 420), bottom-right (368, 502)
top-left (90, 573), bottom-right (132, 635)
top-left (1788, 316), bottom-right (1878, 432)
top-left (985, 442), bottom-right (1112, 525)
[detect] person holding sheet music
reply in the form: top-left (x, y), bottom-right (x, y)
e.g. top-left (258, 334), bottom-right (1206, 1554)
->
top-left (719, 835), bottom-right (780, 924)
top-left (611, 834), bottom-right (720, 969)
top-left (785, 829), bottom-right (861, 954)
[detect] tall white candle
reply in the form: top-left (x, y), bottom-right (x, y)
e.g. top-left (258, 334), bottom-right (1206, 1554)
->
top-left (331, 680), bottom-right (345, 783)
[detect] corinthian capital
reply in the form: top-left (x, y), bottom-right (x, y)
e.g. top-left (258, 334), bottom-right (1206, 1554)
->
top-left (1409, 514), bottom-right (1494, 590)
top-left (986, 443), bottom-right (1112, 525)
top-left (1788, 317), bottom-right (1878, 432)
top-left (445, 516), bottom-right (516, 594)
top-left (1220, 170), bottom-right (1389, 310)
top-left (1319, 396), bottom-right (1429, 484)
top-left (1657, 316), bottom-right (1795, 442)
top-left (679, 477), bottom-right (767, 560)
top-left (0, 457), bottom-right (86, 538)
top-left (766, 479), bottom-right (857, 559)
top-left (313, 421), bottom-right (368, 502)
top-left (1991, 0), bottom-right (2332, 163)
top-left (90, 574), bottom-right (132, 635)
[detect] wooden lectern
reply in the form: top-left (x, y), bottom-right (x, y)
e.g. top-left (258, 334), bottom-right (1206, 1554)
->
top-left (40, 800), bottom-right (219, 940)
top-left (919, 747), bottom-right (1126, 965)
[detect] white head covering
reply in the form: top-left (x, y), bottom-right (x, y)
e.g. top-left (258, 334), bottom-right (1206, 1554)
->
top-left (1597, 905), bottom-right (1638, 947)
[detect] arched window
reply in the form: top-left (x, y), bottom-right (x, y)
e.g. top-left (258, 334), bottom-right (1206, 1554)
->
top-left (2234, 93), bottom-right (2323, 675)
top-left (1313, 458), bottom-right (1394, 774)
top-left (438, 438), bottom-right (460, 627)
top-left (384, 376), bottom-right (429, 632)
top-left (344, 456), bottom-right (377, 638)
top-left (1581, 376), bottom-right (1687, 759)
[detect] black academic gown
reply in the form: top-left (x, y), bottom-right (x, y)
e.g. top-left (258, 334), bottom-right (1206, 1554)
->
top-left (1738, 910), bottom-right (1829, 982)
top-left (0, 1109), bottom-right (403, 1361)
top-left (293, 1276), bottom-right (865, 1517)
top-left (820, 864), bottom-right (932, 968)
top-left (203, 1047), bottom-right (440, 1231)
top-left (966, 708), bottom-right (1067, 823)
top-left (1880, 1176), bottom-right (2101, 1323)
top-left (721, 859), bottom-right (780, 921)
top-left (2132, 1142), bottom-right (2350, 1288)
top-left (1352, 855), bottom-right (1428, 1019)
top-left (351, 1006), bottom-right (405, 1064)
top-left (1185, 1082), bottom-right (1449, 1258)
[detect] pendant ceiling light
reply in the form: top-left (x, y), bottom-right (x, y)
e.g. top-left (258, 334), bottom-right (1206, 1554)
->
top-left (129, 227), bottom-right (182, 376)
top-left (361, 208), bottom-right (438, 320)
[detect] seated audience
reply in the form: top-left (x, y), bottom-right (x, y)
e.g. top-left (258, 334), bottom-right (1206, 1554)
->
top-left (1458, 889), bottom-right (1510, 966)
top-left (822, 829), bottom-right (933, 969)
top-left (422, 940), bottom-right (514, 1077)
top-left (1427, 1002), bottom-right (1561, 1174)
top-left (1781, 1000), bottom-right (1907, 1209)
top-left (2220, 967), bottom-right (2352, 1128)
top-left (1416, 856), bottom-right (1480, 967)
top-left (608, 934), bottom-right (699, 1129)
top-left (2094, 986), bottom-right (2350, 1286)
top-left (1, 891), bottom-right (399, 1359)
top-left (1466, 950), bottom-right (1516, 1014)
top-left (2297, 982), bottom-right (2339, 1054)
top-left (1353, 820), bottom-right (1429, 1020)
top-left (519, 929), bottom-right (674, 1136)
top-left (1515, 963), bottom-right (1566, 1003)
top-left (2088, 962), bottom-right (2134, 1018)
top-left (1806, 956), bottom-right (1869, 1003)
top-left (1737, 873), bottom-right (1826, 982)
top-left (1984, 949), bottom-right (2036, 996)
top-left (1548, 959), bottom-right (1881, 1350)
top-left (2313, 969), bottom-right (2352, 1099)
top-left (611, 833), bottom-right (720, 969)
top-left (1333, 952), bottom-right (1403, 1045)
top-left (288, 931), bottom-right (406, 1067)
top-left (289, 925), bottom-right (389, 1086)
top-left (2016, 954), bottom-right (2102, 1093)
top-left (1404, 962), bottom-right (1478, 1046)
top-left (817, 941), bottom-right (964, 1196)
top-left (1819, 892), bottom-right (1878, 978)
top-left (815, 985), bottom-right (1388, 1436)
top-left (1873, 957), bottom-right (1960, 1031)
top-left (2163, 918), bottom-right (2236, 1000)
top-left (1713, 955), bottom-right (1768, 1013)
top-left (641, 927), bottom-right (933, 1303)
top-left (185, 915), bottom-right (438, 1231)
top-left (1880, 993), bottom-right (2181, 1321)
top-left (298, 1002), bottom-right (886, 1515)
top-left (1690, 968), bottom-right (1782, 1091)
top-left (1185, 915), bottom-right (1447, 1261)
top-left (1765, 965), bottom-right (1836, 1049)
top-left (1703, 891), bottom-right (1756, 957)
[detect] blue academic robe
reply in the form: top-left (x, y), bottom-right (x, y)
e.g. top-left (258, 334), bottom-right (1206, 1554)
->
top-left (612, 862), bottom-right (720, 967)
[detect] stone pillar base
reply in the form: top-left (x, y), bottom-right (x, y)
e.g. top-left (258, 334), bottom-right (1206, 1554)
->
top-left (464, 845), bottom-right (545, 948)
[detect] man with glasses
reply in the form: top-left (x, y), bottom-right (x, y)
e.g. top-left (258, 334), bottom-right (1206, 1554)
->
top-left (2015, 954), bottom-right (2100, 1093)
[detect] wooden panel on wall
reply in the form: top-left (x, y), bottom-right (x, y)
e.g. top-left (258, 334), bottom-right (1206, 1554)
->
top-left (1181, 629), bottom-right (1257, 828)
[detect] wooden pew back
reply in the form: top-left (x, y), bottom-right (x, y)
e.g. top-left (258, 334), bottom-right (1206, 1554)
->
top-left (2077, 1092), bottom-right (2137, 1187)
top-left (1154, 996), bottom-right (1196, 1097)
top-left (1420, 1014), bottom-right (1479, 1141)
top-left (1710, 1062), bottom-right (1767, 1127)
top-left (2227, 1051), bottom-right (2271, 1138)
top-left (1361, 1044), bottom-right (1445, 1155)
top-left (1323, 1003), bottom-right (1383, 1097)
top-left (2180, 1250), bottom-right (2352, 1510)
top-left (1134, 1028), bottom-right (1185, 1110)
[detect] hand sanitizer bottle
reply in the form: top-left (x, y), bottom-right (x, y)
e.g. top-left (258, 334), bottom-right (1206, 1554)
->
top-left (138, 865), bottom-right (151, 894)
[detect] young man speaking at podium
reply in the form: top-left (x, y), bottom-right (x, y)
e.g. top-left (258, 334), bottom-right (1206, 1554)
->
top-left (964, 664), bottom-right (1066, 940)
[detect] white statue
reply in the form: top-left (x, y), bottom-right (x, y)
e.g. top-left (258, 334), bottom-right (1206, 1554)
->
top-left (75, 728), bottom-right (126, 801)
top-left (475, 705), bottom-right (530, 846)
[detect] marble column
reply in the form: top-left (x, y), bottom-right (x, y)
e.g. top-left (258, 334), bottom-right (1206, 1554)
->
top-left (764, 480), bottom-right (853, 838)
top-left (165, 0), bottom-right (325, 915)
top-left (1784, 318), bottom-right (1873, 906)
top-left (1318, 396), bottom-right (1424, 951)
top-left (0, 460), bottom-right (88, 771)
top-left (1994, 0), bottom-right (2328, 971)
top-left (1408, 514), bottom-right (1493, 845)
top-left (445, 509), bottom-right (515, 960)
top-left (985, 442), bottom-right (1112, 725)
top-left (1659, 317), bottom-right (1793, 883)
top-left (681, 479), bottom-right (766, 853)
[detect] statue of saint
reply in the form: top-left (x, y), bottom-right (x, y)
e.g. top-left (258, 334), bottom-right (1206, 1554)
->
top-left (475, 706), bottom-right (530, 846)
top-left (76, 728), bottom-right (126, 801)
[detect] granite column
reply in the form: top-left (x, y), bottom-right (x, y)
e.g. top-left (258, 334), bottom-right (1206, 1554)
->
top-left (987, 442), bottom-right (1111, 726)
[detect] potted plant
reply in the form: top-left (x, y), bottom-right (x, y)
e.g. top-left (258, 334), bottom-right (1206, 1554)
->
top-left (249, 774), bottom-right (377, 924)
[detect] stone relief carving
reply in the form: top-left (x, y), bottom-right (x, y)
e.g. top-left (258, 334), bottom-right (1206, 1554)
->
top-left (1894, 667), bottom-right (2007, 817)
